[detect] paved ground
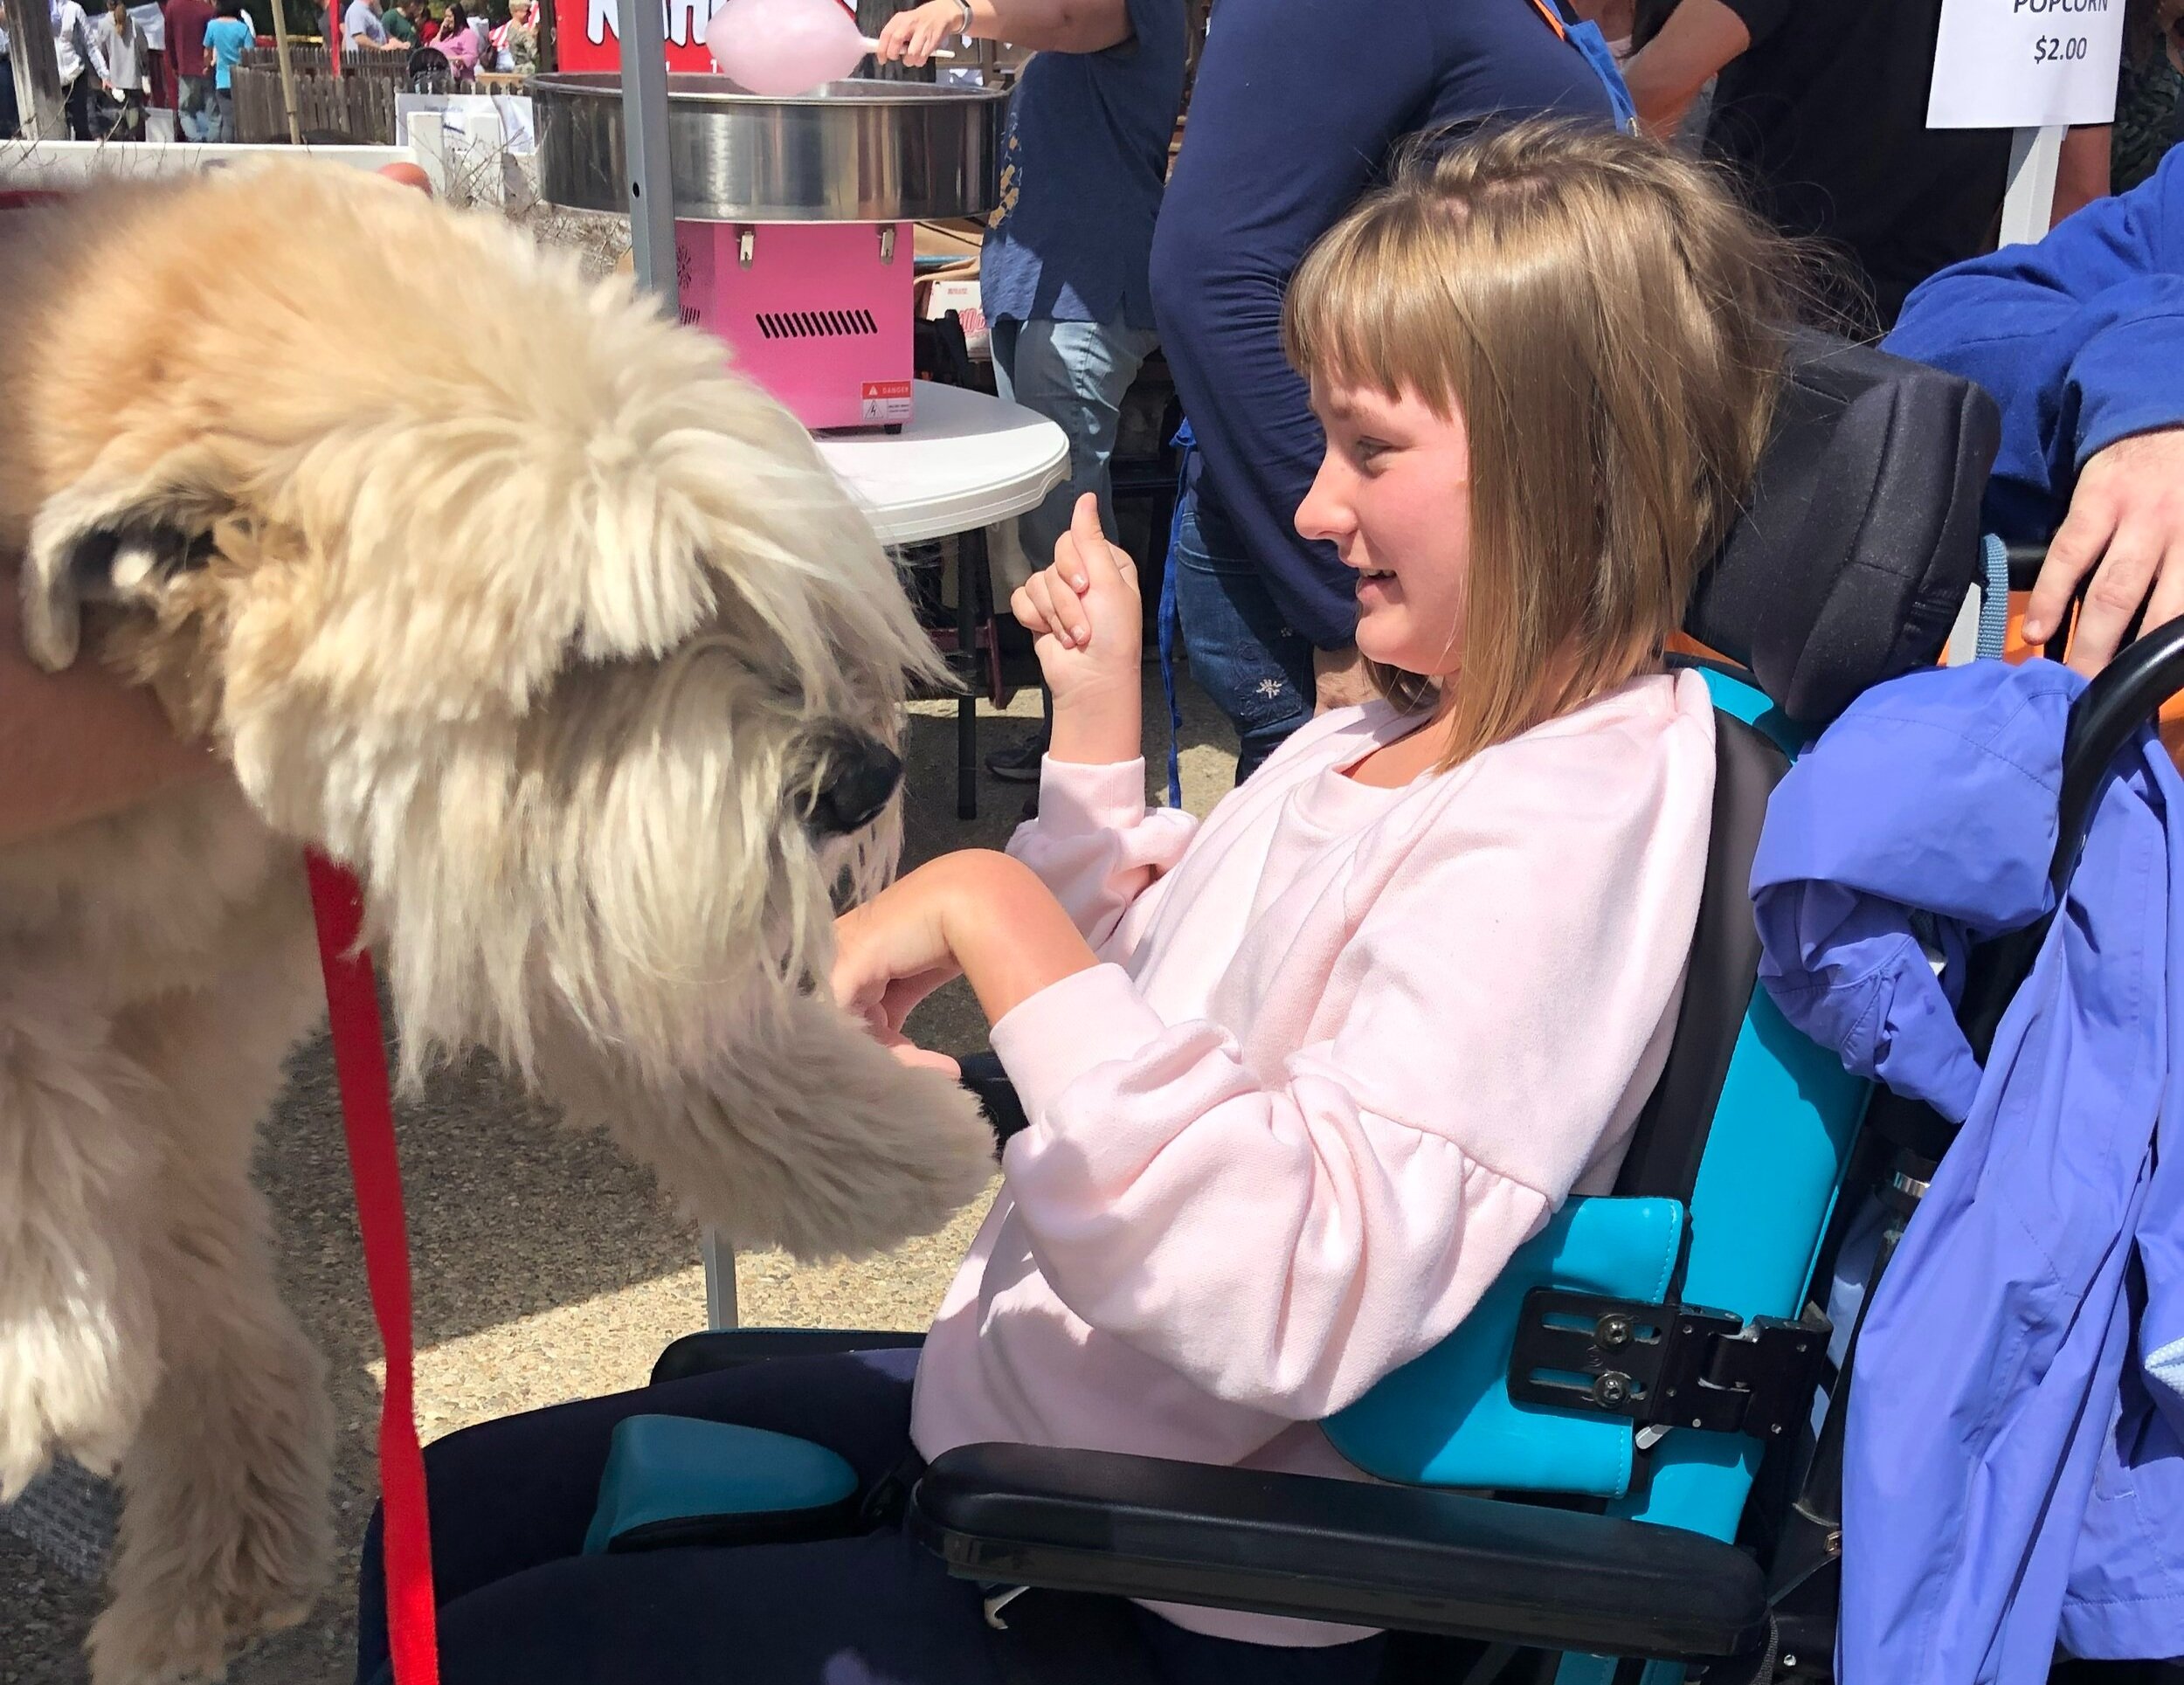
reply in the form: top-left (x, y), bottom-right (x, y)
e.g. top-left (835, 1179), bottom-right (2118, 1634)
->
top-left (3, 663), bottom-right (1240, 1685)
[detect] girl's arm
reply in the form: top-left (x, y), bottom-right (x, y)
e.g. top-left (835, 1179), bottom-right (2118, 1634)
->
top-left (1004, 497), bottom-right (1196, 943)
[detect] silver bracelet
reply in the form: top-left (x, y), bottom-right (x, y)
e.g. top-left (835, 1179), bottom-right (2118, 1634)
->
top-left (950, 0), bottom-right (973, 35)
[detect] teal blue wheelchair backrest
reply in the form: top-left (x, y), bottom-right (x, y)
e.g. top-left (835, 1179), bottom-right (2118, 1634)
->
top-left (1320, 329), bottom-right (2001, 1548)
top-left (1323, 665), bottom-right (1869, 1546)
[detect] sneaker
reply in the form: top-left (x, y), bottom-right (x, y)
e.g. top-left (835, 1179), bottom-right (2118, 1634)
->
top-left (984, 728), bottom-right (1050, 784)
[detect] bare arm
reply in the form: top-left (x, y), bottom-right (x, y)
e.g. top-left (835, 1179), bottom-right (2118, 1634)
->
top-left (874, 0), bottom-right (1130, 65)
top-left (1621, 0), bottom-right (1749, 140)
top-left (0, 574), bottom-right (221, 848)
top-left (2051, 124), bottom-right (2112, 226)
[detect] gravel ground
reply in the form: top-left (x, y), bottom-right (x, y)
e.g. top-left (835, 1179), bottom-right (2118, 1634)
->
top-left (3, 662), bottom-right (1240, 1685)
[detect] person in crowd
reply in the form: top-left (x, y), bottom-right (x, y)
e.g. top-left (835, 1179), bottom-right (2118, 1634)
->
top-left (128, 0), bottom-right (169, 121)
top-left (342, 0), bottom-right (404, 52)
top-left (1149, 0), bottom-right (1620, 784)
top-left (430, 0), bottom-right (480, 77)
top-left (1888, 147), bottom-right (2184, 680)
top-left (201, 0), bottom-right (251, 140)
top-left (487, 0), bottom-right (532, 71)
top-left (1, 20), bottom-right (17, 140)
top-left (876, 0), bottom-right (1187, 787)
top-left (2114, 0), bottom-right (2184, 195)
top-left (52, 0), bottom-right (111, 140)
top-left (1621, 0), bottom-right (2016, 331)
top-left (351, 121), bottom-right (1789, 1685)
top-left (380, 0), bottom-right (418, 44)
top-left (92, 0), bottom-right (150, 135)
top-left (165, 0), bottom-right (213, 140)
top-left (1576, 0), bottom-right (1635, 58)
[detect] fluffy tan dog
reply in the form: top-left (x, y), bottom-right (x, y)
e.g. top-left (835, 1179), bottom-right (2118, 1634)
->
top-left (0, 162), bottom-right (994, 1682)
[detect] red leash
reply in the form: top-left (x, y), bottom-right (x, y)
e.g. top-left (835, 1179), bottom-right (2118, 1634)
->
top-left (306, 852), bottom-right (441, 1685)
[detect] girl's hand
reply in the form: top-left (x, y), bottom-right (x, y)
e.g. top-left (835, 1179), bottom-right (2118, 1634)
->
top-left (1011, 493), bottom-right (1143, 711)
top-left (873, 0), bottom-right (962, 66)
top-left (832, 850), bottom-right (1101, 1048)
top-left (832, 861), bottom-right (964, 1036)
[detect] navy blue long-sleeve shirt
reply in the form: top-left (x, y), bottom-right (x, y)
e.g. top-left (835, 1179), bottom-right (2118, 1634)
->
top-left (1886, 147), bottom-right (2184, 544)
top-left (1149, 0), bottom-right (1613, 649)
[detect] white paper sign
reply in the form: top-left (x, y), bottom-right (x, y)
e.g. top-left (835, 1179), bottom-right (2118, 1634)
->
top-left (1928, 0), bottom-right (2127, 128)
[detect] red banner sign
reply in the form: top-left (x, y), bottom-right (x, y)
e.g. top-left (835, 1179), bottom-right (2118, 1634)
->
top-left (553, 0), bottom-right (722, 73)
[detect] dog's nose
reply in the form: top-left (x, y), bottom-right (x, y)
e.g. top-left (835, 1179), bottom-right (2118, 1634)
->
top-left (805, 731), bottom-right (903, 837)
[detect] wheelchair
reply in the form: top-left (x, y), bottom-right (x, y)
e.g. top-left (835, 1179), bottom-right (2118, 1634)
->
top-left (548, 332), bottom-right (2184, 1683)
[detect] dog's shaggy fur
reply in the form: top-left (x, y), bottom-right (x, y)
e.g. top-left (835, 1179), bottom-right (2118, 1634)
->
top-left (0, 163), bottom-right (994, 1682)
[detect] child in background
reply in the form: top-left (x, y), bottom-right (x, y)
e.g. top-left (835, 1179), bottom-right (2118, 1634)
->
top-left (200, 0), bottom-right (252, 142)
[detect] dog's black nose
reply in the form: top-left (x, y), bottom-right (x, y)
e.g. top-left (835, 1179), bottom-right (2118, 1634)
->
top-left (806, 732), bottom-right (903, 837)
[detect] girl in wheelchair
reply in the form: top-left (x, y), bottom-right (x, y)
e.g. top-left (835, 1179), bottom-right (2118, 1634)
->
top-left (358, 121), bottom-right (1800, 1685)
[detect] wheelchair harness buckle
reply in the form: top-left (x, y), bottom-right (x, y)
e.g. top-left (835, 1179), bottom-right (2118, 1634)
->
top-left (1509, 1291), bottom-right (1830, 1441)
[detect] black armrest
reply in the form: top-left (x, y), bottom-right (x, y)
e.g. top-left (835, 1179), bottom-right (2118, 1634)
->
top-left (958, 1050), bottom-right (1029, 1147)
top-left (910, 1443), bottom-right (1767, 1662)
top-left (652, 1328), bottom-right (925, 1385)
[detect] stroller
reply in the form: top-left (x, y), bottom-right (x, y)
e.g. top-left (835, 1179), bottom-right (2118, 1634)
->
top-left (434, 329), bottom-right (2184, 1682)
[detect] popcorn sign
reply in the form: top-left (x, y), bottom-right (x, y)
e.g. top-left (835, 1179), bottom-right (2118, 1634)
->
top-left (1927, 0), bottom-right (2127, 128)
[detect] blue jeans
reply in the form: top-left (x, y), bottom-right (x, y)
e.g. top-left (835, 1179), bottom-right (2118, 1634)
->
top-left (991, 315), bottom-right (1160, 562)
top-left (1171, 483), bottom-right (1315, 783)
top-left (176, 75), bottom-right (215, 142)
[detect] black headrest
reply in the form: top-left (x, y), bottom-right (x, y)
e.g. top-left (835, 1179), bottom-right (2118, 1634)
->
top-left (1684, 328), bottom-right (2001, 728)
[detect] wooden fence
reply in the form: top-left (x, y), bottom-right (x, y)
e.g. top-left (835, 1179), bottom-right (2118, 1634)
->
top-left (232, 47), bottom-right (411, 144)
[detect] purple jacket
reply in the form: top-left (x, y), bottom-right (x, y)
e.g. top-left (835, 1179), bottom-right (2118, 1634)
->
top-left (1751, 659), bottom-right (2184, 1681)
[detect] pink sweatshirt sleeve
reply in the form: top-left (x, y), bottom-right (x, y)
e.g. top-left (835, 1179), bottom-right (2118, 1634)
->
top-left (1004, 757), bottom-right (1198, 951)
top-left (986, 742), bottom-right (1709, 1420)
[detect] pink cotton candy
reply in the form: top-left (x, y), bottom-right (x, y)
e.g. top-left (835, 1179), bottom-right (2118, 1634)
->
top-left (705, 0), bottom-right (866, 95)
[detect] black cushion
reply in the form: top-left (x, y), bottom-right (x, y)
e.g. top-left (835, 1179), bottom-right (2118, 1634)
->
top-left (1687, 329), bottom-right (2000, 729)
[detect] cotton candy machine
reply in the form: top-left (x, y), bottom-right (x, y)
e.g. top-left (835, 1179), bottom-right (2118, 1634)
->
top-left (530, 74), bottom-right (1009, 431)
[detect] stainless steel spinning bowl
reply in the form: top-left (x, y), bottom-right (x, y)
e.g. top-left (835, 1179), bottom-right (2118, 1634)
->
top-left (530, 73), bottom-right (1011, 223)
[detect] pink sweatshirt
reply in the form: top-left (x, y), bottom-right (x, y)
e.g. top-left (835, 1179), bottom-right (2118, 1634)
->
top-left (909, 672), bottom-right (1717, 1646)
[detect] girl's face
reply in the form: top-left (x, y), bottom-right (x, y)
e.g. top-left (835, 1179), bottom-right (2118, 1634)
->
top-left (1296, 378), bottom-right (1474, 682)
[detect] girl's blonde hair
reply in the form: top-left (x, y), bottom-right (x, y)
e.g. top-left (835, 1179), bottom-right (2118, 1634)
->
top-left (1282, 120), bottom-right (1799, 768)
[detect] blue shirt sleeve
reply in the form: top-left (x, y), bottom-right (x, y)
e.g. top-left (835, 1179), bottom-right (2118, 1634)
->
top-left (1885, 148), bottom-right (2184, 542)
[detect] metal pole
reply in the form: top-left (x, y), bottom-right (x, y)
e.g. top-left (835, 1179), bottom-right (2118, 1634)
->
top-left (3, 0), bottom-right (65, 140)
top-left (2000, 123), bottom-right (2065, 247)
top-left (617, 0), bottom-right (675, 300)
top-left (701, 1227), bottom-right (739, 1329)
top-left (266, 0), bottom-right (303, 142)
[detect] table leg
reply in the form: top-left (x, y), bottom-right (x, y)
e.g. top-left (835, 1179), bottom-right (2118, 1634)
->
top-left (957, 530), bottom-right (982, 821)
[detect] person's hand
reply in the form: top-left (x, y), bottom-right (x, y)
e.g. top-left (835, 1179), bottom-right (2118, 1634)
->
top-left (1312, 644), bottom-right (1378, 714)
top-left (833, 849), bottom-right (1100, 1048)
top-left (1011, 494), bottom-right (1142, 710)
top-left (832, 860), bottom-right (965, 1040)
top-left (873, 0), bottom-right (964, 66)
top-left (2026, 426), bottom-right (2184, 675)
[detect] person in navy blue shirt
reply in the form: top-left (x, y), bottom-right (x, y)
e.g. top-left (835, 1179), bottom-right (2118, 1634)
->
top-left (878, 0), bottom-right (1187, 784)
top-left (1149, 0), bottom-right (1617, 780)
top-left (1888, 148), bottom-right (2184, 679)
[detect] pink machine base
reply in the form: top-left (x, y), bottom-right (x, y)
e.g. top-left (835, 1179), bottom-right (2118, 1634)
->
top-left (675, 219), bottom-right (916, 433)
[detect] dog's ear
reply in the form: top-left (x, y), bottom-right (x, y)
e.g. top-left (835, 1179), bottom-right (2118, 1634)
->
top-left (20, 475), bottom-right (223, 672)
